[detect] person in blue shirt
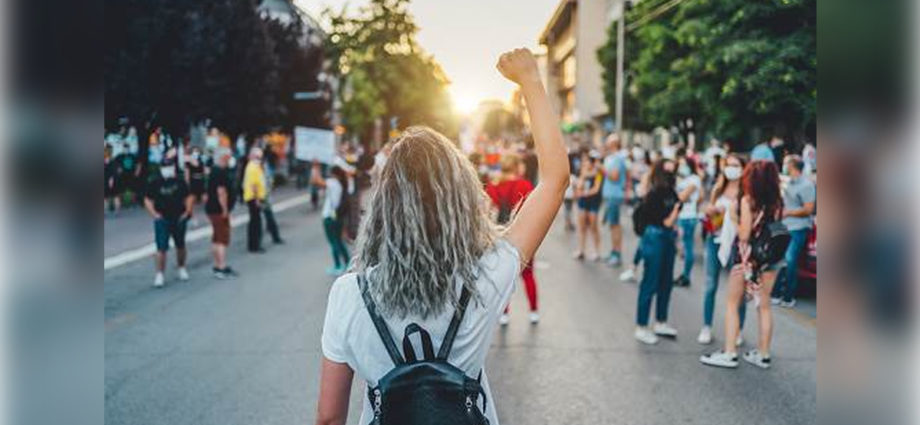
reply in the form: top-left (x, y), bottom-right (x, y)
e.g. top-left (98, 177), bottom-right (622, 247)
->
top-left (601, 134), bottom-right (628, 266)
top-left (750, 141), bottom-right (775, 162)
top-left (771, 155), bottom-right (816, 308)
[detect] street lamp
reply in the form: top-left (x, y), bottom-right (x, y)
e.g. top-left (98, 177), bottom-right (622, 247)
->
top-left (615, 0), bottom-right (634, 133)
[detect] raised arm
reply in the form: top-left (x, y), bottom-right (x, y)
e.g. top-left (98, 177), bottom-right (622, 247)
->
top-left (496, 48), bottom-right (570, 262)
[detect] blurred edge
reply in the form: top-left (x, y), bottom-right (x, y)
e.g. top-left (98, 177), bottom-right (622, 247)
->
top-left (5, 0), bottom-right (103, 424)
top-left (819, 1), bottom-right (917, 425)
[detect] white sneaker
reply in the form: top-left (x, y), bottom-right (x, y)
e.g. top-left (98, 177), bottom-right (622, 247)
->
top-left (700, 350), bottom-right (739, 368)
top-left (619, 268), bottom-right (636, 282)
top-left (177, 267), bottom-right (190, 281)
top-left (779, 299), bottom-right (796, 309)
top-left (634, 327), bottom-right (659, 345)
top-left (736, 335), bottom-right (744, 347)
top-left (498, 314), bottom-right (510, 326)
top-left (653, 322), bottom-right (678, 337)
top-left (697, 327), bottom-right (713, 345)
top-left (153, 272), bottom-right (165, 288)
top-left (529, 312), bottom-right (540, 324)
top-left (742, 349), bottom-right (772, 369)
top-left (588, 253), bottom-right (600, 262)
top-left (770, 297), bottom-right (782, 305)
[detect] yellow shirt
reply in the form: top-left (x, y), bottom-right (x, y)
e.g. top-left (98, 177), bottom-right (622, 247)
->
top-left (242, 162), bottom-right (267, 202)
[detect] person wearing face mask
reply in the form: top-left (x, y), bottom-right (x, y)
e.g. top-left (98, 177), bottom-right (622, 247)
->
top-left (243, 147), bottom-right (268, 253)
top-left (185, 146), bottom-right (208, 210)
top-left (673, 153), bottom-right (702, 287)
top-left (633, 158), bottom-right (682, 344)
top-left (771, 154), bottom-right (816, 308)
top-left (697, 154), bottom-right (748, 344)
top-left (144, 152), bottom-right (194, 288)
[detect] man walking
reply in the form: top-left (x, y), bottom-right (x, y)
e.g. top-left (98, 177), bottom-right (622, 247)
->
top-left (206, 149), bottom-right (238, 278)
top-left (144, 154), bottom-right (194, 287)
top-left (243, 147), bottom-right (267, 253)
top-left (773, 154), bottom-right (816, 308)
top-left (601, 134), bottom-right (628, 266)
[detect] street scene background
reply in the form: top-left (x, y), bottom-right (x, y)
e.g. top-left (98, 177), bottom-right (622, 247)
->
top-left (104, 0), bottom-right (818, 424)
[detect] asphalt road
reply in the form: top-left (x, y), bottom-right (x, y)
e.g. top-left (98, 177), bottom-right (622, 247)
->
top-left (104, 196), bottom-right (816, 425)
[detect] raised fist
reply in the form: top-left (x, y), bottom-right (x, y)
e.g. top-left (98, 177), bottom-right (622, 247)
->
top-left (497, 48), bottom-right (540, 86)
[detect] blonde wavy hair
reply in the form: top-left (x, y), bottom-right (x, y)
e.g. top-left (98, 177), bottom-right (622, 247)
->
top-left (352, 126), bottom-right (501, 319)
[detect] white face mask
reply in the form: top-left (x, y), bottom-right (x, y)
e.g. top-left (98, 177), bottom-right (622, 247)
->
top-left (678, 164), bottom-right (691, 177)
top-left (160, 166), bottom-right (176, 179)
top-left (723, 166), bottom-right (742, 181)
top-left (228, 157), bottom-right (237, 168)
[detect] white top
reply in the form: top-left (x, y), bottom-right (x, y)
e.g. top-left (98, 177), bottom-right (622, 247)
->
top-left (321, 239), bottom-right (521, 425)
top-left (676, 174), bottom-right (702, 219)
top-left (321, 178), bottom-right (343, 219)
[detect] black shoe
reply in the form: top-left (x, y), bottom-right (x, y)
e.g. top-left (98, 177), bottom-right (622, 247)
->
top-left (674, 275), bottom-right (691, 287)
top-left (212, 268), bottom-right (228, 279)
top-left (221, 267), bottom-right (239, 277)
top-left (273, 238), bottom-right (285, 245)
top-left (249, 248), bottom-right (266, 254)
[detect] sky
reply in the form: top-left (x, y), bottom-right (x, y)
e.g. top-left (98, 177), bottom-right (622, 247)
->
top-left (296, 0), bottom-right (561, 112)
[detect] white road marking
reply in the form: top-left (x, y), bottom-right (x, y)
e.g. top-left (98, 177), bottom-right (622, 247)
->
top-left (103, 194), bottom-right (310, 271)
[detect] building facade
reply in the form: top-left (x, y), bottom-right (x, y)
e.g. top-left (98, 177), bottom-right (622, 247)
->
top-left (540, 0), bottom-right (627, 144)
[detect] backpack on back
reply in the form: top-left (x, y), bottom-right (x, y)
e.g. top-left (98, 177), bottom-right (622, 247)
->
top-left (631, 198), bottom-right (649, 236)
top-left (358, 274), bottom-right (489, 425)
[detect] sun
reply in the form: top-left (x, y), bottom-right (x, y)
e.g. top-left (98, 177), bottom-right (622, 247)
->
top-left (450, 87), bottom-right (481, 115)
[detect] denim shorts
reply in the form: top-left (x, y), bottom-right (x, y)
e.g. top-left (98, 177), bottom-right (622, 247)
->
top-left (602, 197), bottom-right (624, 225)
top-left (154, 217), bottom-right (188, 252)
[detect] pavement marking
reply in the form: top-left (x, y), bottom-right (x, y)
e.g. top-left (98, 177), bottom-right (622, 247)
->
top-left (103, 194), bottom-right (310, 271)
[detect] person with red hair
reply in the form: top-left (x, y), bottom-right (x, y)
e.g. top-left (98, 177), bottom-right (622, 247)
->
top-left (701, 160), bottom-right (783, 369)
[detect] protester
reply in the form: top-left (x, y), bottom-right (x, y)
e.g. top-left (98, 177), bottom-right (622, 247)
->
top-left (315, 48), bottom-right (568, 425)
top-left (562, 148), bottom-right (582, 232)
top-left (701, 160), bottom-right (783, 369)
top-left (633, 159), bottom-right (681, 344)
top-left (697, 154), bottom-right (747, 345)
top-left (750, 139), bottom-right (776, 162)
top-left (260, 160), bottom-right (285, 246)
top-left (574, 151), bottom-right (603, 260)
top-left (311, 163), bottom-right (351, 276)
top-left (618, 150), bottom-right (652, 283)
top-left (674, 154), bottom-right (702, 287)
top-left (104, 145), bottom-right (119, 213)
top-left (206, 149), bottom-right (238, 279)
top-left (485, 154), bottom-right (539, 325)
top-left (602, 134), bottom-right (628, 266)
top-left (243, 147), bottom-right (267, 253)
top-left (772, 154), bottom-right (816, 308)
top-left (143, 154), bottom-right (193, 287)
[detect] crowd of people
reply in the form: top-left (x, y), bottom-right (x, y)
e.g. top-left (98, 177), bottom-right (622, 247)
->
top-left (560, 132), bottom-right (816, 370)
top-left (104, 127), bottom-right (290, 286)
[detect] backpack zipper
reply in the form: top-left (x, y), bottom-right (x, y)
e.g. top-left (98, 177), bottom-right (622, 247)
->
top-left (465, 394), bottom-right (473, 412)
top-left (373, 389), bottom-right (382, 419)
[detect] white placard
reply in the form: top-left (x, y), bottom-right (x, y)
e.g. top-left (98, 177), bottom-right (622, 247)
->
top-left (294, 126), bottom-right (336, 164)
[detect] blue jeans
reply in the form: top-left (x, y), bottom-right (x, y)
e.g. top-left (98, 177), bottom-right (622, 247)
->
top-left (636, 225), bottom-right (677, 326)
top-left (703, 236), bottom-right (746, 328)
top-left (677, 218), bottom-right (697, 278)
top-left (774, 228), bottom-right (809, 302)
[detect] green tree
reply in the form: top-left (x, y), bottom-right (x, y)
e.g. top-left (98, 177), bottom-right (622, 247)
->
top-left (598, 0), bottom-right (816, 148)
top-left (324, 0), bottom-right (456, 140)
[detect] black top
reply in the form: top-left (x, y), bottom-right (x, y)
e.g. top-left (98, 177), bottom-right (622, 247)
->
top-left (642, 186), bottom-right (679, 227)
top-left (145, 177), bottom-right (189, 219)
top-left (205, 168), bottom-right (233, 214)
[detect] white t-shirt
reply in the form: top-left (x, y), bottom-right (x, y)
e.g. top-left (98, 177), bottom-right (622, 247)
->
top-left (321, 239), bottom-right (521, 425)
top-left (322, 178), bottom-right (343, 219)
top-left (677, 174), bottom-right (702, 219)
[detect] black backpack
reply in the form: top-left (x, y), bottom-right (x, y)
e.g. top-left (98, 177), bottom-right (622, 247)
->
top-left (750, 214), bottom-right (791, 267)
top-left (358, 274), bottom-right (489, 425)
top-left (631, 198), bottom-right (649, 236)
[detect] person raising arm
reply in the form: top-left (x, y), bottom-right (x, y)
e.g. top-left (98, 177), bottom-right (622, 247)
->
top-left (496, 48), bottom-right (570, 263)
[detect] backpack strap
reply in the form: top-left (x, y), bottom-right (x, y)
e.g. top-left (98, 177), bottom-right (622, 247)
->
top-left (357, 273), bottom-right (405, 366)
top-left (402, 323), bottom-right (435, 362)
top-left (436, 286), bottom-right (472, 360)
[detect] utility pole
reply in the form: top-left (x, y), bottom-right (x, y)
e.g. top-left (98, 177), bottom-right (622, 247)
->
top-left (615, 1), bottom-right (626, 133)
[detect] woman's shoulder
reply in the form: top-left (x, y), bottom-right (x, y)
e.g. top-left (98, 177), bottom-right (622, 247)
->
top-left (326, 272), bottom-right (363, 314)
top-left (478, 239), bottom-right (522, 274)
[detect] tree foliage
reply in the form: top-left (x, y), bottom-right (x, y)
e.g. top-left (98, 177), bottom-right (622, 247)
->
top-left (104, 0), bottom-right (323, 139)
top-left (324, 0), bottom-right (456, 140)
top-left (598, 0), bottom-right (816, 147)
